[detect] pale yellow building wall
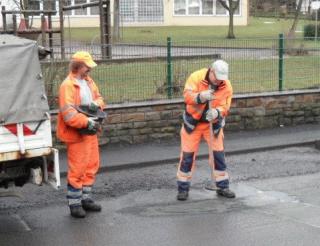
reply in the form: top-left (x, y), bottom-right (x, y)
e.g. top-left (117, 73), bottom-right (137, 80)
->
top-left (164, 0), bottom-right (248, 26)
top-left (59, 17), bottom-right (101, 28)
top-left (32, 0), bottom-right (248, 28)
top-left (32, 17), bottom-right (101, 28)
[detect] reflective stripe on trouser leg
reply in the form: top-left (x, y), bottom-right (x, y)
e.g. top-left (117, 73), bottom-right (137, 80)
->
top-left (213, 151), bottom-right (229, 189)
top-left (177, 152), bottom-right (194, 192)
top-left (203, 128), bottom-right (229, 189)
top-left (82, 185), bottom-right (92, 201)
top-left (67, 184), bottom-right (82, 207)
top-left (177, 125), bottom-right (203, 192)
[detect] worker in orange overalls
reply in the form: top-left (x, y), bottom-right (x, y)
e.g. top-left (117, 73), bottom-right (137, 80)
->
top-left (57, 51), bottom-right (105, 218)
top-left (176, 60), bottom-right (236, 201)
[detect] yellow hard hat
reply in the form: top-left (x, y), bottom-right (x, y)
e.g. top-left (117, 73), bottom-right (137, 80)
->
top-left (72, 51), bottom-right (97, 68)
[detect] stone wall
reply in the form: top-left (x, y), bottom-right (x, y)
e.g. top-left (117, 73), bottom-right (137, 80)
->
top-left (51, 89), bottom-right (320, 146)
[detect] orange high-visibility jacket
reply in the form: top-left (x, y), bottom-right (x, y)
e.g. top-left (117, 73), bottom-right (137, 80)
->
top-left (183, 68), bottom-right (233, 133)
top-left (57, 73), bottom-right (105, 143)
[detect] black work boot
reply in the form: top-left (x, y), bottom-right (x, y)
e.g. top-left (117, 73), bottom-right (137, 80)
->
top-left (177, 190), bottom-right (189, 201)
top-left (216, 188), bottom-right (236, 198)
top-left (70, 206), bottom-right (86, 218)
top-left (81, 199), bottom-right (102, 212)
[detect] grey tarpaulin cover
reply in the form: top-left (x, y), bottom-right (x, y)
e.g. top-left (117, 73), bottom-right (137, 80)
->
top-left (0, 35), bottom-right (49, 125)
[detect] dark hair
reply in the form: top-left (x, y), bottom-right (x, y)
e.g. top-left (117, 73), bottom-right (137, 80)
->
top-left (69, 61), bottom-right (85, 73)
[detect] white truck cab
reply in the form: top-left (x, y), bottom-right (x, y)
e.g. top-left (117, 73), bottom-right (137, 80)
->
top-left (0, 35), bottom-right (60, 189)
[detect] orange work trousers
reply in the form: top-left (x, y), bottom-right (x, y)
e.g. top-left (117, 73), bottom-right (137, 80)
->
top-left (66, 134), bottom-right (100, 189)
top-left (177, 123), bottom-right (229, 191)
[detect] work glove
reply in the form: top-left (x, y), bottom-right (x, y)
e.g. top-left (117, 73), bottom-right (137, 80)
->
top-left (87, 117), bottom-right (99, 131)
top-left (206, 108), bottom-right (219, 122)
top-left (199, 90), bottom-right (214, 103)
top-left (89, 101), bottom-right (99, 112)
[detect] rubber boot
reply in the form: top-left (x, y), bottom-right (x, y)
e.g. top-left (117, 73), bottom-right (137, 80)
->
top-left (216, 188), bottom-right (236, 198)
top-left (177, 190), bottom-right (189, 201)
top-left (81, 199), bottom-right (102, 212)
top-left (67, 184), bottom-right (84, 218)
top-left (70, 205), bottom-right (86, 218)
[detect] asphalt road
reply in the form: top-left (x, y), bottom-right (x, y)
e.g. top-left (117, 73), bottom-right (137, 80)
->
top-left (1, 145), bottom-right (320, 246)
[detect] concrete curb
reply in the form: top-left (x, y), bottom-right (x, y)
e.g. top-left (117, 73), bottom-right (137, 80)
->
top-left (59, 140), bottom-right (317, 177)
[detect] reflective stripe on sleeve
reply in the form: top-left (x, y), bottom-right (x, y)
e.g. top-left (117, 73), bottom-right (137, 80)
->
top-left (60, 104), bottom-right (74, 113)
top-left (63, 111), bottom-right (78, 122)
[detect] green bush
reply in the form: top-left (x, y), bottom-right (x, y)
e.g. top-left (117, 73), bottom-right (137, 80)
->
top-left (304, 24), bottom-right (320, 40)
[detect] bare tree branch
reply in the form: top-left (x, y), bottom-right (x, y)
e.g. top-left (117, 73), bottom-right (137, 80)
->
top-left (12, 0), bottom-right (21, 10)
top-left (217, 0), bottom-right (229, 11)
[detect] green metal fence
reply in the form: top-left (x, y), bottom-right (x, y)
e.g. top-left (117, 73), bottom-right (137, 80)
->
top-left (41, 35), bottom-right (320, 109)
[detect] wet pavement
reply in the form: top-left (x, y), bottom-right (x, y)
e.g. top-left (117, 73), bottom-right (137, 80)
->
top-left (0, 142), bottom-right (320, 245)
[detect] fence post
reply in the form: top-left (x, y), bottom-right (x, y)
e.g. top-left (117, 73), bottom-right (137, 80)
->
top-left (2, 6), bottom-right (7, 32)
top-left (278, 33), bottom-right (284, 91)
top-left (167, 37), bottom-right (173, 99)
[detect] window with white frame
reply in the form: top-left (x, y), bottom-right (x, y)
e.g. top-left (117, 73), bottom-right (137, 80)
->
top-left (216, 0), bottom-right (227, 15)
top-left (43, 0), bottom-right (56, 12)
top-left (39, 0), bottom-right (59, 16)
top-left (174, 0), bottom-right (186, 15)
top-left (89, 0), bottom-right (99, 15)
top-left (120, 0), bottom-right (164, 23)
top-left (233, 0), bottom-right (240, 15)
top-left (33, 0), bottom-right (167, 19)
top-left (29, 0), bottom-right (40, 10)
top-left (38, 0), bottom-right (97, 17)
top-left (202, 0), bottom-right (213, 15)
top-left (27, 0), bottom-right (61, 16)
top-left (74, 0), bottom-right (87, 15)
top-left (216, 0), bottom-right (240, 15)
top-left (29, 0), bottom-right (41, 16)
top-left (138, 0), bottom-right (163, 22)
top-left (62, 0), bottom-right (72, 15)
top-left (188, 0), bottom-right (200, 15)
top-left (120, 0), bottom-right (135, 22)
top-left (174, 0), bottom-right (241, 16)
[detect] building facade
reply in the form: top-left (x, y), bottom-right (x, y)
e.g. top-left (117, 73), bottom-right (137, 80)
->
top-left (20, 0), bottom-right (248, 27)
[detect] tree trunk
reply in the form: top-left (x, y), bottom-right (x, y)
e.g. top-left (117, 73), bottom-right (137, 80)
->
top-left (113, 0), bottom-right (120, 42)
top-left (253, 0), bottom-right (261, 17)
top-left (227, 9), bottom-right (235, 39)
top-left (252, 0), bottom-right (257, 16)
top-left (217, 0), bottom-right (239, 39)
top-left (288, 0), bottom-right (303, 38)
top-left (224, 0), bottom-right (240, 39)
top-left (286, 0), bottom-right (304, 55)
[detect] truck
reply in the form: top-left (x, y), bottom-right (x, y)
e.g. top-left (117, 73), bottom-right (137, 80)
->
top-left (0, 34), bottom-right (60, 190)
